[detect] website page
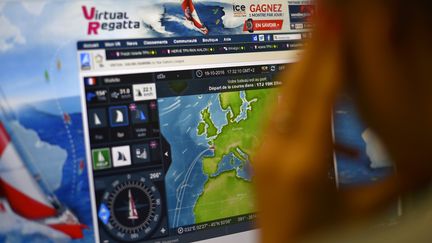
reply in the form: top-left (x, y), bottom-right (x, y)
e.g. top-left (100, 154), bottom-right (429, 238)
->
top-left (0, 0), bottom-right (396, 242)
top-left (78, 34), bottom-right (303, 242)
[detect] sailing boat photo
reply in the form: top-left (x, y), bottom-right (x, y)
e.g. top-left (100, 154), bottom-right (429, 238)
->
top-left (0, 122), bottom-right (87, 239)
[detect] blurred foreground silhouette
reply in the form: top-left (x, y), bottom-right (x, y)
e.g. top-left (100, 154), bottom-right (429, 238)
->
top-left (254, 0), bottom-right (432, 242)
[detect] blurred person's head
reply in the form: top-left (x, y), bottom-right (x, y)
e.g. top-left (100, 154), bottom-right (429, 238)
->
top-left (254, 2), bottom-right (432, 242)
top-left (318, 0), bottom-right (432, 190)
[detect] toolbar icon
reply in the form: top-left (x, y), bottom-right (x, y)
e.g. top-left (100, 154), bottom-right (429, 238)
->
top-left (92, 148), bottom-right (111, 170)
top-left (87, 92), bottom-right (96, 102)
top-left (133, 83), bottom-right (157, 101)
top-left (86, 89), bottom-right (108, 104)
top-left (195, 70), bottom-right (203, 78)
top-left (80, 52), bottom-right (91, 70)
top-left (131, 104), bottom-right (149, 124)
top-left (88, 109), bottom-right (107, 128)
top-left (109, 106), bottom-right (129, 127)
top-left (94, 54), bottom-right (104, 68)
top-left (131, 144), bottom-right (151, 164)
top-left (112, 145), bottom-right (132, 167)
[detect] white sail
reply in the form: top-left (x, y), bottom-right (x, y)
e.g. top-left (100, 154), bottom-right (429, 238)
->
top-left (0, 140), bottom-right (54, 212)
top-left (94, 113), bottom-right (101, 126)
top-left (115, 110), bottom-right (124, 123)
top-left (97, 151), bottom-right (105, 163)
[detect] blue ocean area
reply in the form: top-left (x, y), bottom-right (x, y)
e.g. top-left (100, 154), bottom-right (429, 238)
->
top-left (1, 96), bottom-right (94, 242)
top-left (207, 94), bottom-right (228, 134)
top-left (212, 153), bottom-right (241, 177)
top-left (159, 94), bottom-right (216, 228)
top-left (234, 91), bottom-right (251, 123)
top-left (211, 152), bottom-right (252, 181)
top-left (334, 97), bottom-right (393, 186)
top-left (236, 159), bottom-right (253, 181)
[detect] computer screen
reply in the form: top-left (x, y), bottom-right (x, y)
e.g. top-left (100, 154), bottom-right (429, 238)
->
top-left (0, 0), bottom-right (350, 242)
top-left (77, 1), bottom-right (313, 242)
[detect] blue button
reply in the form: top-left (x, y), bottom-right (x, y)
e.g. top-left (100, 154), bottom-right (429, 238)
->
top-left (80, 53), bottom-right (91, 69)
top-left (109, 106), bottom-right (129, 127)
top-left (98, 203), bottom-right (110, 225)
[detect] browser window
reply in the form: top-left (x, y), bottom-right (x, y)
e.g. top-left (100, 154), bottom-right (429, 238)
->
top-left (0, 0), bottom-right (321, 242)
top-left (2, 0), bottom-right (397, 242)
top-left (77, 33), bottom-right (305, 242)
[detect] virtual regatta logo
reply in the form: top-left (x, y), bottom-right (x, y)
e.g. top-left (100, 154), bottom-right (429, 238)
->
top-left (82, 6), bottom-right (141, 35)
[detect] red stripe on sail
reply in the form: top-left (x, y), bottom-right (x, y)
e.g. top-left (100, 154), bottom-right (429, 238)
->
top-left (0, 179), bottom-right (56, 219)
top-left (0, 122), bottom-right (10, 155)
top-left (181, 0), bottom-right (195, 12)
top-left (0, 183), bottom-right (4, 212)
top-left (191, 18), bottom-right (204, 29)
top-left (181, 0), bottom-right (207, 32)
top-left (49, 224), bottom-right (86, 239)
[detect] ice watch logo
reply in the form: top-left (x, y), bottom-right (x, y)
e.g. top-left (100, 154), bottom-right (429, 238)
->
top-left (82, 6), bottom-right (141, 35)
top-left (232, 4), bottom-right (246, 17)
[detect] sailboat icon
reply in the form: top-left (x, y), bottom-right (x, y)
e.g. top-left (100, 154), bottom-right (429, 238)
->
top-left (94, 113), bottom-right (102, 126)
top-left (128, 189), bottom-right (139, 220)
top-left (115, 110), bottom-right (124, 123)
top-left (117, 152), bottom-right (127, 161)
top-left (136, 110), bottom-right (146, 121)
top-left (96, 151), bottom-right (110, 168)
top-left (109, 106), bottom-right (128, 127)
top-left (98, 151), bottom-right (106, 164)
top-left (136, 89), bottom-right (143, 97)
top-left (112, 145), bottom-right (131, 167)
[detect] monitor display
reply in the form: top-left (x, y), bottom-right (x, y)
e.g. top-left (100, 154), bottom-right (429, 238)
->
top-left (0, 0), bottom-right (314, 242)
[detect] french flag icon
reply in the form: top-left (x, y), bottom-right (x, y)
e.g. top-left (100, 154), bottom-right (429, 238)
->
top-left (84, 77), bottom-right (97, 86)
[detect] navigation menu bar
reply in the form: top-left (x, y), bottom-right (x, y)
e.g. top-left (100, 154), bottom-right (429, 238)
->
top-left (77, 32), bottom-right (310, 50)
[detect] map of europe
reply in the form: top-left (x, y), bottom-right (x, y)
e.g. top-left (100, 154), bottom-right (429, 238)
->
top-left (159, 89), bottom-right (273, 228)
